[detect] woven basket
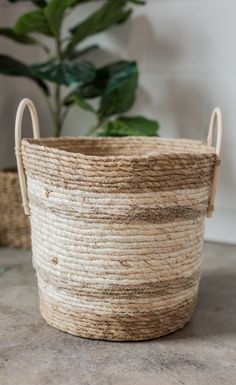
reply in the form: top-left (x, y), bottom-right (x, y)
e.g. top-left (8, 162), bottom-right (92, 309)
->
top-left (0, 169), bottom-right (31, 248)
top-left (15, 99), bottom-right (223, 341)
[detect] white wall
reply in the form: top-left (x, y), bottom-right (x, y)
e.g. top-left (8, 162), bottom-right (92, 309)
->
top-left (0, 0), bottom-right (235, 243)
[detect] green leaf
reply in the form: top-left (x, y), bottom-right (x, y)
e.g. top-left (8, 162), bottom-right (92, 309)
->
top-left (116, 8), bottom-right (132, 24)
top-left (45, 0), bottom-right (93, 37)
top-left (98, 61), bottom-right (138, 118)
top-left (0, 54), bottom-right (49, 94)
top-left (34, 0), bottom-right (47, 6)
top-left (33, 0), bottom-right (47, 6)
top-left (0, 54), bottom-right (29, 76)
top-left (30, 60), bottom-right (96, 86)
top-left (75, 73), bottom-right (107, 99)
top-left (69, 44), bottom-right (99, 60)
top-left (0, 28), bottom-right (50, 53)
top-left (66, 0), bottom-right (132, 54)
top-left (0, 28), bottom-right (40, 45)
top-left (14, 10), bottom-right (52, 36)
top-left (65, 94), bottom-right (95, 113)
top-left (76, 60), bottom-right (137, 99)
top-left (7, 0), bottom-right (47, 6)
top-left (44, 0), bottom-right (72, 37)
top-left (99, 116), bottom-right (160, 137)
top-left (128, 0), bottom-right (146, 4)
top-left (71, 0), bottom-right (94, 3)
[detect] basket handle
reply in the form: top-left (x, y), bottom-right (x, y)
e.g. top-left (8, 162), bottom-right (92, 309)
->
top-left (207, 107), bottom-right (223, 218)
top-left (15, 98), bottom-right (40, 216)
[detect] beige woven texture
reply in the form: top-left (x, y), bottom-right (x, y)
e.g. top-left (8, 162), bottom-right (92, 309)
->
top-left (0, 170), bottom-right (30, 248)
top-left (20, 136), bottom-right (217, 341)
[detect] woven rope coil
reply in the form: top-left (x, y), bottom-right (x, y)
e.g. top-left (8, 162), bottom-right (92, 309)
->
top-left (15, 99), bottom-right (223, 341)
top-left (0, 170), bottom-right (30, 248)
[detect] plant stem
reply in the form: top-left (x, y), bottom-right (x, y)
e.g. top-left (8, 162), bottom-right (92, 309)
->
top-left (87, 115), bottom-right (106, 135)
top-left (55, 84), bottom-right (62, 137)
top-left (54, 36), bottom-right (63, 137)
top-left (61, 107), bottom-right (70, 126)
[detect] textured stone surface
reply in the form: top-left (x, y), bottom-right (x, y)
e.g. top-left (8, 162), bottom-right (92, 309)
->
top-left (0, 242), bottom-right (236, 385)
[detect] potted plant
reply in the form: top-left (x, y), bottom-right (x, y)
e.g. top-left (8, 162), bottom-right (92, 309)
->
top-left (0, 0), bottom-right (159, 247)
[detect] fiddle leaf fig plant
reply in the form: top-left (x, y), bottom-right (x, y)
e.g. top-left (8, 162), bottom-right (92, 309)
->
top-left (0, 0), bottom-right (159, 137)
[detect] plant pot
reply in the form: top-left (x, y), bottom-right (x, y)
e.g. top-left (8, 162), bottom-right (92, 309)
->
top-left (0, 169), bottom-right (31, 248)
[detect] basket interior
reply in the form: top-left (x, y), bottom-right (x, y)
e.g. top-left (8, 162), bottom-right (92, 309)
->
top-left (24, 137), bottom-right (215, 157)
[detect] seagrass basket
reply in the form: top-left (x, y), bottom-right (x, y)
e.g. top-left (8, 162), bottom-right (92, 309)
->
top-left (0, 169), bottom-right (31, 248)
top-left (15, 99), bottom-right (223, 341)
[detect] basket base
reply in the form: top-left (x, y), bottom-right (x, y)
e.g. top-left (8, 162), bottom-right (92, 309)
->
top-left (38, 288), bottom-right (198, 341)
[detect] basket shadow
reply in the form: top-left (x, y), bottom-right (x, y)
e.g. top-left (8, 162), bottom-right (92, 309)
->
top-left (162, 270), bottom-right (236, 341)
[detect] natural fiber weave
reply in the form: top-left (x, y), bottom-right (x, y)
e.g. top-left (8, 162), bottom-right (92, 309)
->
top-left (0, 170), bottom-right (31, 248)
top-left (20, 136), bottom-right (216, 340)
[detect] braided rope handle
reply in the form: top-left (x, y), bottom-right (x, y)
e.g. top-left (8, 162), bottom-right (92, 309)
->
top-left (15, 98), bottom-right (40, 215)
top-left (207, 107), bottom-right (223, 218)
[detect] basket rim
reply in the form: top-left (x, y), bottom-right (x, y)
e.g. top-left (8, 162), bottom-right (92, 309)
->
top-left (22, 136), bottom-right (216, 160)
top-left (0, 168), bottom-right (18, 175)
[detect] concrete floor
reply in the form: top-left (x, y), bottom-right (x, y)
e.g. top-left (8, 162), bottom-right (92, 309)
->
top-left (0, 242), bottom-right (235, 385)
